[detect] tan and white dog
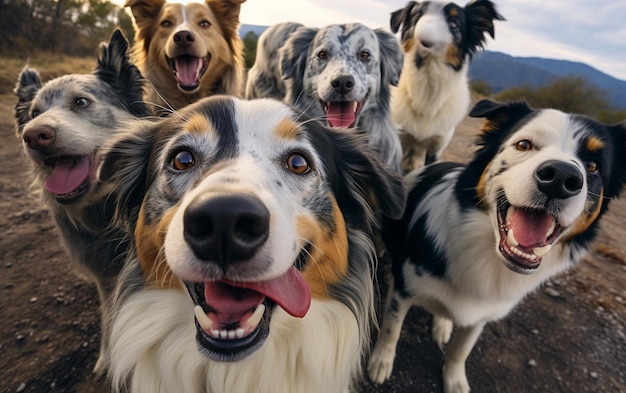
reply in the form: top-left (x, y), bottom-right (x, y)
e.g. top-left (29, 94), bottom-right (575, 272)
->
top-left (125, 0), bottom-right (246, 113)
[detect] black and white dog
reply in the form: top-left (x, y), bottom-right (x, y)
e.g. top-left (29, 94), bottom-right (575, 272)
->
top-left (99, 96), bottom-right (405, 392)
top-left (13, 29), bottom-right (149, 373)
top-left (390, 0), bottom-right (504, 171)
top-left (247, 22), bottom-right (404, 172)
top-left (367, 99), bottom-right (626, 393)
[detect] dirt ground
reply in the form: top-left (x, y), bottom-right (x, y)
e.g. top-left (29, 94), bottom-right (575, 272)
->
top-left (0, 92), bottom-right (624, 393)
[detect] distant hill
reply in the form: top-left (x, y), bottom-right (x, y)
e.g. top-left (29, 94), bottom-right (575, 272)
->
top-left (469, 51), bottom-right (626, 109)
top-left (240, 24), bottom-right (268, 37)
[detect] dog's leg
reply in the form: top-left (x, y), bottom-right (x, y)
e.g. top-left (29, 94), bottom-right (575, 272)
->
top-left (442, 322), bottom-right (485, 393)
top-left (367, 276), bottom-right (413, 384)
top-left (432, 315), bottom-right (453, 351)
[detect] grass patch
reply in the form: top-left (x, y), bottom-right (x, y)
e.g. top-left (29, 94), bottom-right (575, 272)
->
top-left (0, 54), bottom-right (97, 95)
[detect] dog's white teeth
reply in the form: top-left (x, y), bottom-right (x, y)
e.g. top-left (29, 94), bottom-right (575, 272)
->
top-left (352, 101), bottom-right (358, 114)
top-left (219, 329), bottom-right (228, 339)
top-left (236, 328), bottom-right (245, 339)
top-left (546, 220), bottom-right (556, 237)
top-left (533, 244), bottom-right (552, 258)
top-left (505, 206), bottom-right (514, 224)
top-left (507, 228), bottom-right (519, 247)
top-left (245, 304), bottom-right (265, 330)
top-left (194, 305), bottom-right (214, 331)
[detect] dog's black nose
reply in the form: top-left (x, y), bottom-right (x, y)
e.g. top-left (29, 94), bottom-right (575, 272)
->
top-left (173, 30), bottom-right (195, 47)
top-left (183, 193), bottom-right (270, 267)
top-left (331, 75), bottom-right (355, 95)
top-left (534, 160), bottom-right (583, 199)
top-left (23, 125), bottom-right (56, 150)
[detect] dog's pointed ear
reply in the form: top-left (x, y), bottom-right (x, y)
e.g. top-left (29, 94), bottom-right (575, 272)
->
top-left (375, 28), bottom-right (403, 86)
top-left (279, 27), bottom-right (318, 81)
top-left (14, 65), bottom-right (42, 136)
top-left (464, 0), bottom-right (505, 55)
top-left (309, 123), bottom-right (406, 226)
top-left (94, 29), bottom-right (148, 116)
top-left (99, 119), bottom-right (159, 229)
top-left (390, 1), bottom-right (418, 41)
top-left (469, 99), bottom-right (533, 126)
top-left (125, 0), bottom-right (165, 42)
top-left (207, 0), bottom-right (245, 39)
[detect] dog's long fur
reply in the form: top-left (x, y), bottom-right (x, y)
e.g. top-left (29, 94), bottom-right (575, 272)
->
top-left (390, 0), bottom-right (504, 172)
top-left (125, 0), bottom-right (245, 113)
top-left (99, 96), bottom-right (405, 393)
top-left (367, 99), bottom-right (626, 393)
top-left (248, 22), bottom-right (404, 172)
top-left (13, 29), bottom-right (149, 373)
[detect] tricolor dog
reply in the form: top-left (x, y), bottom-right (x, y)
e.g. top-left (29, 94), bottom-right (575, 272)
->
top-left (367, 99), bottom-right (626, 393)
top-left (100, 96), bottom-right (405, 392)
top-left (390, 0), bottom-right (504, 171)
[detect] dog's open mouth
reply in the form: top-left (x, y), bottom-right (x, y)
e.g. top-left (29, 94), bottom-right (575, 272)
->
top-left (497, 196), bottom-right (564, 273)
top-left (43, 155), bottom-right (93, 204)
top-left (168, 54), bottom-right (210, 92)
top-left (324, 95), bottom-right (367, 128)
top-left (186, 266), bottom-right (311, 362)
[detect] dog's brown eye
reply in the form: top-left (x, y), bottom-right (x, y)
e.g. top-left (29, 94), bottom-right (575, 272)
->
top-left (286, 153), bottom-right (310, 175)
top-left (586, 160), bottom-right (599, 173)
top-left (516, 140), bottom-right (533, 151)
top-left (172, 150), bottom-right (195, 171)
top-left (317, 51), bottom-right (328, 60)
top-left (160, 20), bottom-right (172, 28)
top-left (199, 20), bottom-right (211, 28)
top-left (31, 109), bottom-right (41, 118)
top-left (359, 51), bottom-right (370, 61)
top-left (75, 97), bottom-right (90, 109)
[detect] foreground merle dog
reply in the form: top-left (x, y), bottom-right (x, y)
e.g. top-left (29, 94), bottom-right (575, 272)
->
top-left (99, 96), bottom-right (405, 392)
top-left (247, 22), bottom-right (404, 172)
top-left (367, 99), bottom-right (626, 393)
top-left (13, 29), bottom-right (149, 373)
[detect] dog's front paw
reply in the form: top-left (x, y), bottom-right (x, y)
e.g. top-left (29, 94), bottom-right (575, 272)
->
top-left (367, 344), bottom-right (396, 384)
top-left (432, 316), bottom-right (453, 350)
top-left (443, 360), bottom-right (470, 393)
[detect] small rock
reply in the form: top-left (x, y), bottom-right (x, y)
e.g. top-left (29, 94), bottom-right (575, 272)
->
top-left (5, 263), bottom-right (12, 268)
top-left (29, 297), bottom-right (37, 303)
top-left (16, 382), bottom-right (26, 392)
top-left (590, 371), bottom-right (598, 379)
top-left (528, 359), bottom-right (537, 367)
top-left (545, 288), bottom-right (560, 298)
top-left (531, 329), bottom-right (539, 335)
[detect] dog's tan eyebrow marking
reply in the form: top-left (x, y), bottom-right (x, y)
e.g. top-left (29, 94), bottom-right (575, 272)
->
top-left (275, 118), bottom-right (300, 140)
top-left (402, 37), bottom-right (415, 52)
top-left (185, 112), bottom-right (216, 136)
top-left (586, 136), bottom-right (604, 152)
top-left (445, 44), bottom-right (462, 69)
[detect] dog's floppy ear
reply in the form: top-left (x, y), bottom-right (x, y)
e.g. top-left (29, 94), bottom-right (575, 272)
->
top-left (99, 119), bottom-right (160, 229)
top-left (464, 0), bottom-right (505, 56)
top-left (94, 29), bottom-right (148, 117)
top-left (280, 26), bottom-right (318, 81)
top-left (469, 99), bottom-right (534, 132)
top-left (309, 122), bottom-right (406, 227)
top-left (375, 28), bottom-right (403, 86)
top-left (606, 121), bottom-right (626, 200)
top-left (390, 1), bottom-right (419, 42)
top-left (13, 65), bottom-right (42, 136)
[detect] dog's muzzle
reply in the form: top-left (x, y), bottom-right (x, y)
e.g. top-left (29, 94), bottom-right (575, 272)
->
top-left (182, 193), bottom-right (311, 361)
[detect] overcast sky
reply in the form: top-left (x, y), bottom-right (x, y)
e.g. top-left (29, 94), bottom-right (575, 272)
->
top-left (236, 0), bottom-right (626, 81)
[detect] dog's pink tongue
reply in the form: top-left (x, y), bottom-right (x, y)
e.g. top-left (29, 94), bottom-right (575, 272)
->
top-left (175, 56), bottom-right (201, 86)
top-left (509, 208), bottom-right (554, 248)
top-left (44, 156), bottom-right (90, 195)
top-left (211, 267), bottom-right (311, 318)
top-left (326, 101), bottom-right (356, 128)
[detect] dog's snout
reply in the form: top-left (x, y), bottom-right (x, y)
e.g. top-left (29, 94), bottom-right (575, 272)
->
top-left (174, 30), bottom-right (195, 47)
top-left (183, 193), bottom-right (270, 266)
top-left (534, 160), bottom-right (583, 199)
top-left (331, 75), bottom-right (355, 95)
top-left (23, 125), bottom-right (55, 150)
